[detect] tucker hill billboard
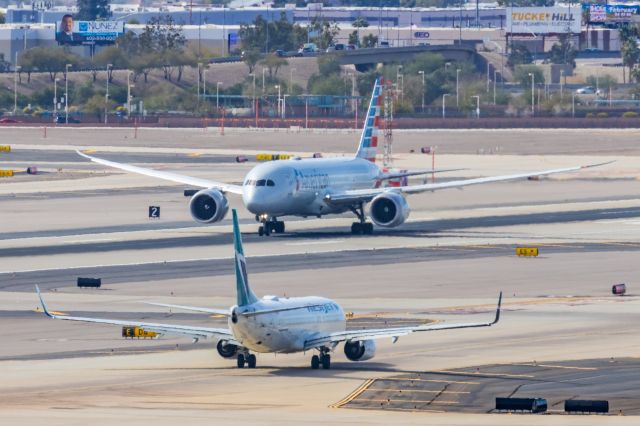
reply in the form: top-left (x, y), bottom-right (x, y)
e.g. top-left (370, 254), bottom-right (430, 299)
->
top-left (507, 7), bottom-right (581, 35)
top-left (56, 15), bottom-right (124, 45)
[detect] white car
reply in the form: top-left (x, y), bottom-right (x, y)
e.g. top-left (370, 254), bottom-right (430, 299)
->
top-left (575, 86), bottom-right (596, 94)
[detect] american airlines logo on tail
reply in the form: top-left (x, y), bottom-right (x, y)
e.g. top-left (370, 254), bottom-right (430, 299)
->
top-left (355, 79), bottom-right (382, 163)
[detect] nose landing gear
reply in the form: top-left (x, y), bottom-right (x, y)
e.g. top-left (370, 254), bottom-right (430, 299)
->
top-left (257, 216), bottom-right (285, 236)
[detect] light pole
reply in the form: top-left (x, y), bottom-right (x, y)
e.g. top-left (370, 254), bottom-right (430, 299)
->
top-left (105, 63), bottom-right (112, 125)
top-left (289, 67), bottom-right (296, 94)
top-left (275, 84), bottom-right (281, 116)
top-left (249, 73), bottom-right (256, 112)
top-left (456, 68), bottom-right (461, 107)
top-left (65, 63), bottom-right (72, 124)
top-left (396, 65), bottom-right (403, 100)
top-left (203, 68), bottom-right (208, 97)
top-left (471, 95), bottom-right (480, 119)
top-left (216, 82), bottom-right (222, 110)
top-left (572, 93), bottom-right (576, 118)
top-left (493, 69), bottom-right (497, 105)
top-left (442, 94), bottom-right (449, 119)
top-left (528, 72), bottom-right (535, 115)
top-left (282, 94), bottom-right (289, 119)
top-left (127, 70), bottom-right (134, 119)
top-left (418, 70), bottom-right (425, 112)
top-left (560, 69), bottom-right (564, 101)
top-left (53, 78), bottom-right (59, 120)
top-left (197, 62), bottom-right (202, 99)
top-left (262, 68), bottom-right (266, 93)
top-left (13, 65), bottom-right (21, 115)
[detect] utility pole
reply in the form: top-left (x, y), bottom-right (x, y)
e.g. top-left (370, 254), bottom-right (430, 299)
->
top-left (65, 63), bottom-right (72, 124)
top-left (105, 63), bottom-right (112, 125)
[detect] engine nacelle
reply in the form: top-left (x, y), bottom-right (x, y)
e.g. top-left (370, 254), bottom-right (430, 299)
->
top-left (216, 340), bottom-right (238, 358)
top-left (369, 192), bottom-right (410, 228)
top-left (189, 189), bottom-right (229, 223)
top-left (344, 340), bottom-right (376, 361)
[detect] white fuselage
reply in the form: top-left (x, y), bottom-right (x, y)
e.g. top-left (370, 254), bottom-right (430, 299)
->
top-left (242, 157), bottom-right (381, 217)
top-left (229, 296), bottom-right (346, 353)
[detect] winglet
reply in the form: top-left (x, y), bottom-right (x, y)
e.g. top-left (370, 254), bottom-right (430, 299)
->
top-left (492, 291), bottom-right (502, 325)
top-left (580, 160), bottom-right (615, 170)
top-left (76, 149), bottom-right (92, 160)
top-left (35, 285), bottom-right (54, 318)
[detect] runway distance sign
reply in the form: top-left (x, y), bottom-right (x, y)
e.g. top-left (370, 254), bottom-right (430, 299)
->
top-left (0, 145), bottom-right (10, 152)
top-left (516, 247), bottom-right (539, 257)
top-left (0, 169), bottom-right (14, 177)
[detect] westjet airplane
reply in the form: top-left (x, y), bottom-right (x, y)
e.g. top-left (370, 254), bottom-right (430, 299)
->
top-left (36, 209), bottom-right (502, 370)
top-left (78, 79), bottom-right (608, 236)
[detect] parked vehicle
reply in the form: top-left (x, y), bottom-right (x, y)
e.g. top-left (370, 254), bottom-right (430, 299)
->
top-left (575, 86), bottom-right (596, 94)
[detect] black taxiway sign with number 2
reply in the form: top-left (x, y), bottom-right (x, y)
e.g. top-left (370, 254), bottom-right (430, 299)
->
top-left (149, 206), bottom-right (160, 219)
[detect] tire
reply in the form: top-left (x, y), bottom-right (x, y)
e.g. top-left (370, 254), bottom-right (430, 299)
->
top-left (275, 221), bottom-right (285, 233)
top-left (364, 223), bottom-right (374, 235)
top-left (321, 354), bottom-right (331, 370)
top-left (311, 355), bottom-right (320, 369)
top-left (351, 223), bottom-right (361, 235)
top-left (247, 354), bottom-right (257, 368)
top-left (237, 353), bottom-right (245, 368)
top-left (264, 223), bottom-right (271, 236)
top-left (258, 226), bottom-right (264, 236)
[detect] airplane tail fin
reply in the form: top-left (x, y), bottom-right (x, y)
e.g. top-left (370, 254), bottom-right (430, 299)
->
top-left (232, 209), bottom-right (258, 307)
top-left (355, 78), bottom-right (383, 163)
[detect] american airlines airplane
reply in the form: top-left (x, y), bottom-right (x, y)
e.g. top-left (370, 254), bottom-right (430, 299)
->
top-left (36, 209), bottom-right (502, 370)
top-left (78, 79), bottom-right (607, 236)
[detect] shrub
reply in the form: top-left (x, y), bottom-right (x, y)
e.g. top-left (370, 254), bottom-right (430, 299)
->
top-left (586, 112), bottom-right (594, 118)
top-left (622, 111), bottom-right (638, 118)
top-left (596, 112), bottom-right (609, 118)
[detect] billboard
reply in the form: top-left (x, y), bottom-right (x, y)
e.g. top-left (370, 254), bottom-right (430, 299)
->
top-left (56, 15), bottom-right (124, 45)
top-left (584, 4), bottom-right (640, 25)
top-left (507, 7), bottom-right (581, 35)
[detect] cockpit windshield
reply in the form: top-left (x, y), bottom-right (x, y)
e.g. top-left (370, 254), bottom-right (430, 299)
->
top-left (244, 179), bottom-right (276, 187)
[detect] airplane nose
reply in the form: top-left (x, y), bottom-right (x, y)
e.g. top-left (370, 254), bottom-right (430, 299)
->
top-left (244, 191), bottom-right (266, 214)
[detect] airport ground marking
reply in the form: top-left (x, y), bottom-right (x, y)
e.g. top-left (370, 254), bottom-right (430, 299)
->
top-left (357, 398), bottom-right (459, 405)
top-left (365, 388), bottom-right (469, 394)
top-left (380, 377), bottom-right (480, 385)
top-left (330, 378), bottom-right (376, 408)
top-left (437, 370), bottom-right (535, 378)
top-left (514, 363), bottom-right (597, 371)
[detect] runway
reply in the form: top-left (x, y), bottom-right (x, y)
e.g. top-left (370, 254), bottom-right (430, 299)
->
top-left (1, 128), bottom-right (640, 425)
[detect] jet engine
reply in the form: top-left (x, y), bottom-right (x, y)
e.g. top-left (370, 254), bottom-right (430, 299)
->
top-left (189, 189), bottom-right (229, 223)
top-left (369, 192), bottom-right (410, 228)
top-left (216, 340), bottom-right (238, 358)
top-left (344, 340), bottom-right (376, 361)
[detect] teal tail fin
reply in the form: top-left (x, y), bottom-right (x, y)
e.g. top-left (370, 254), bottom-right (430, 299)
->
top-left (232, 209), bottom-right (258, 307)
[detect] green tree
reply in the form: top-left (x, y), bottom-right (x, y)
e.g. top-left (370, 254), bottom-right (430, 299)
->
top-left (84, 93), bottom-right (116, 120)
top-left (93, 45), bottom-right (128, 82)
top-left (621, 40), bottom-right (640, 84)
top-left (317, 54), bottom-right (341, 75)
top-left (243, 49), bottom-right (262, 74)
top-left (19, 47), bottom-right (79, 82)
top-left (507, 44), bottom-right (533, 69)
top-left (260, 54), bottom-right (288, 78)
top-left (0, 53), bottom-right (10, 72)
top-left (309, 74), bottom-right (348, 96)
top-left (310, 18), bottom-right (339, 50)
top-left (585, 74), bottom-right (617, 91)
top-left (547, 35), bottom-right (577, 68)
top-left (361, 34), bottom-right (378, 48)
top-left (514, 64), bottom-right (545, 88)
top-left (348, 31), bottom-right (359, 46)
top-left (0, 11), bottom-right (5, 24)
top-left (76, 0), bottom-right (112, 20)
top-left (238, 13), bottom-right (306, 54)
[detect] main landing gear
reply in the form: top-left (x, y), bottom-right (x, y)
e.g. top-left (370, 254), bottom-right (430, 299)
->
top-left (349, 203), bottom-right (373, 235)
top-left (257, 215), bottom-right (285, 236)
top-left (237, 352), bottom-right (257, 368)
top-left (311, 348), bottom-right (331, 370)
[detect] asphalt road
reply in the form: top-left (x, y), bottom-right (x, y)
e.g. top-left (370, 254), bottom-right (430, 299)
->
top-left (3, 241), bottom-right (640, 292)
top-left (344, 358), bottom-right (640, 415)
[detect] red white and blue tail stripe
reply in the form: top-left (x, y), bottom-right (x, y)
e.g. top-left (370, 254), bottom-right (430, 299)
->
top-left (355, 78), bottom-right (382, 163)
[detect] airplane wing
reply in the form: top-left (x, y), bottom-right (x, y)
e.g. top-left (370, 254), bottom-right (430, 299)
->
top-left (303, 293), bottom-right (502, 350)
top-left (326, 161), bottom-right (613, 205)
top-left (36, 286), bottom-right (236, 343)
top-left (76, 150), bottom-right (244, 195)
top-left (145, 302), bottom-right (230, 316)
top-left (379, 168), bottom-right (464, 181)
